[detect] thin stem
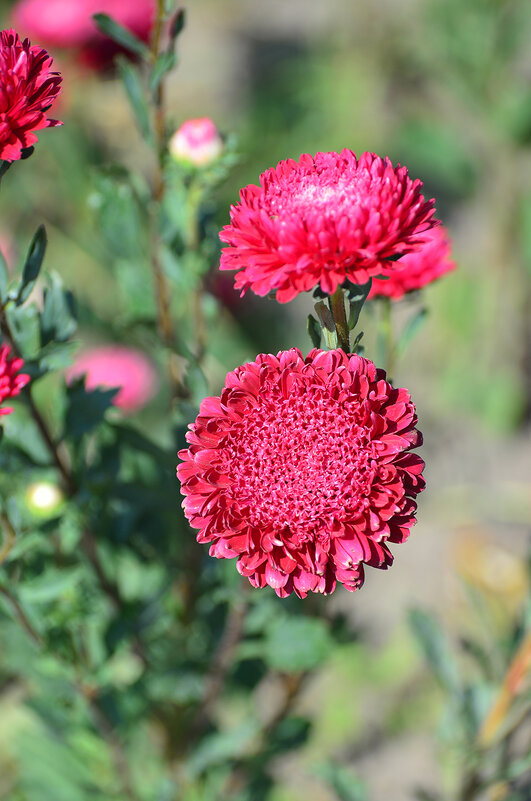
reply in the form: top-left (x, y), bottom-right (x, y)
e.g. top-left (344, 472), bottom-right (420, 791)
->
top-left (0, 585), bottom-right (43, 647)
top-left (379, 296), bottom-right (395, 380)
top-left (330, 286), bottom-right (350, 353)
top-left (0, 511), bottom-right (16, 566)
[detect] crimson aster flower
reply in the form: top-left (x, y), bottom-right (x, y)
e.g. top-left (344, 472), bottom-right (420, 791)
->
top-left (0, 29), bottom-right (62, 161)
top-left (12, 0), bottom-right (154, 70)
top-left (369, 225), bottom-right (455, 300)
top-left (178, 348), bottom-right (425, 598)
top-left (0, 343), bottom-right (30, 415)
top-left (66, 345), bottom-right (158, 413)
top-left (219, 150), bottom-right (437, 303)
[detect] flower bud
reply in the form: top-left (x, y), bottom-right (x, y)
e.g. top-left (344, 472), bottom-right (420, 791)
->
top-left (169, 117), bottom-right (223, 167)
top-left (26, 482), bottom-right (65, 517)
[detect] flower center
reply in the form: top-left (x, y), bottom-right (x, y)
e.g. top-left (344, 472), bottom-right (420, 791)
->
top-left (223, 386), bottom-right (375, 538)
top-left (263, 167), bottom-right (371, 221)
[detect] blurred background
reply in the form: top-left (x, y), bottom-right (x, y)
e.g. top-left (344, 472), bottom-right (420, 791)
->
top-left (0, 1), bottom-right (530, 799)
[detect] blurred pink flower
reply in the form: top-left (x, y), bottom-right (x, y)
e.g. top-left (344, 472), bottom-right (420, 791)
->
top-left (220, 150), bottom-right (437, 303)
top-left (0, 343), bottom-right (30, 415)
top-left (178, 348), bottom-right (425, 598)
top-left (169, 118), bottom-right (223, 167)
top-left (369, 225), bottom-right (456, 300)
top-left (12, 0), bottom-right (155, 69)
top-left (66, 345), bottom-right (157, 413)
top-left (0, 29), bottom-right (62, 161)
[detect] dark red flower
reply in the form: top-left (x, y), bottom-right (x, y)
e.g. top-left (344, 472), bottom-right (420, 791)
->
top-left (0, 29), bottom-right (62, 161)
top-left (369, 225), bottom-right (455, 300)
top-left (219, 150), bottom-right (437, 303)
top-left (0, 343), bottom-right (30, 415)
top-left (178, 348), bottom-right (425, 598)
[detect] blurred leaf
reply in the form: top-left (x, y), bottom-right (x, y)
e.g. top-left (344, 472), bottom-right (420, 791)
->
top-left (169, 8), bottom-right (186, 41)
top-left (93, 13), bottom-right (150, 59)
top-left (0, 246), bottom-right (8, 300)
top-left (307, 313), bottom-right (322, 348)
top-left (19, 567), bottom-right (83, 604)
top-left (186, 720), bottom-right (260, 778)
top-left (41, 272), bottom-right (77, 346)
top-left (409, 609), bottom-right (461, 694)
top-left (38, 341), bottom-right (78, 373)
top-left (117, 57), bottom-right (152, 142)
top-left (149, 51), bottom-right (176, 94)
top-left (16, 225), bottom-right (47, 306)
top-left (5, 303), bottom-right (40, 359)
top-left (397, 307), bottom-right (428, 357)
top-left (64, 379), bottom-right (117, 439)
top-left (265, 616), bottom-right (332, 672)
top-left (315, 761), bottom-right (368, 801)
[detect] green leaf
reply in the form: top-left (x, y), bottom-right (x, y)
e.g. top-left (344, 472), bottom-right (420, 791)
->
top-left (0, 247), bottom-right (8, 300)
top-left (149, 50), bottom-right (176, 94)
top-left (64, 379), bottom-right (118, 439)
top-left (19, 567), bottom-right (83, 604)
top-left (92, 13), bottom-right (150, 59)
top-left (41, 272), bottom-right (77, 345)
top-left (116, 57), bottom-right (152, 142)
top-left (345, 279), bottom-right (372, 330)
top-left (409, 609), bottom-right (461, 694)
top-left (5, 303), bottom-right (40, 359)
top-left (16, 225), bottom-right (47, 306)
top-left (314, 761), bottom-right (368, 801)
top-left (186, 720), bottom-right (260, 778)
top-left (314, 300), bottom-right (335, 332)
top-left (397, 307), bottom-right (428, 357)
top-left (265, 616), bottom-right (332, 672)
top-left (307, 313), bottom-right (322, 348)
top-left (169, 8), bottom-right (186, 41)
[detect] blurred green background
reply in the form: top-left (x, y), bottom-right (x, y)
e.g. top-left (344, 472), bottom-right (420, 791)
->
top-left (0, 1), bottom-right (530, 799)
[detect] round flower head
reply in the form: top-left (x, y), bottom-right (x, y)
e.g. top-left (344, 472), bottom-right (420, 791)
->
top-left (0, 343), bottom-right (30, 415)
top-left (178, 348), bottom-right (425, 598)
top-left (169, 117), bottom-right (223, 167)
top-left (12, 0), bottom-right (154, 69)
top-left (0, 29), bottom-right (62, 161)
top-left (66, 345), bottom-right (157, 413)
top-left (219, 150), bottom-right (437, 303)
top-left (369, 225), bottom-right (455, 300)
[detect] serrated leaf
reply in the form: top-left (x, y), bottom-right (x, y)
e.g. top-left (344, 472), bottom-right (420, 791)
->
top-left (16, 225), bottom-right (47, 306)
top-left (116, 57), bottom-right (152, 142)
top-left (409, 609), bottom-right (461, 694)
top-left (265, 617), bottom-right (332, 672)
top-left (41, 272), bottom-right (77, 346)
top-left (64, 379), bottom-right (118, 439)
top-left (307, 313), bottom-right (322, 348)
top-left (93, 13), bottom-right (150, 59)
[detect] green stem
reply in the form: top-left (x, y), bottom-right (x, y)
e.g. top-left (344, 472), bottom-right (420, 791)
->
top-left (379, 297), bottom-right (395, 380)
top-left (330, 287), bottom-right (350, 353)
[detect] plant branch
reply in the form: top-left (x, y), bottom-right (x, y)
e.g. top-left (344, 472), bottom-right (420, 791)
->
top-left (0, 585), bottom-right (43, 647)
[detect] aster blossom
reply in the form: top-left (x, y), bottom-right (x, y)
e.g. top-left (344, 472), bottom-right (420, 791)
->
top-left (0, 343), bottom-right (30, 415)
top-left (219, 150), bottom-right (437, 303)
top-left (369, 225), bottom-right (455, 300)
top-left (0, 29), bottom-right (62, 161)
top-left (178, 348), bottom-right (425, 598)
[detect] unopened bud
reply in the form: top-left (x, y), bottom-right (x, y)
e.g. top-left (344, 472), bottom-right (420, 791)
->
top-left (169, 117), bottom-right (223, 167)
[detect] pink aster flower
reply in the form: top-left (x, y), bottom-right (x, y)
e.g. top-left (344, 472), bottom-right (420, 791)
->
top-left (0, 29), bottom-right (62, 162)
top-left (12, 0), bottom-right (154, 70)
top-left (369, 225), bottom-right (455, 300)
top-left (0, 343), bottom-right (30, 415)
top-left (66, 345), bottom-right (157, 413)
top-left (169, 117), bottom-right (223, 167)
top-left (219, 150), bottom-right (437, 303)
top-left (178, 348), bottom-right (425, 598)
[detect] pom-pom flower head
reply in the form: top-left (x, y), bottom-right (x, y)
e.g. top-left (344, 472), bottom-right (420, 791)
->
top-left (0, 343), bottom-right (30, 415)
top-left (369, 225), bottom-right (456, 300)
top-left (169, 118), bottom-right (223, 167)
top-left (0, 29), bottom-right (62, 161)
top-left (178, 348), bottom-right (425, 598)
top-left (12, 0), bottom-right (154, 69)
top-left (66, 345), bottom-right (157, 413)
top-left (220, 150), bottom-right (437, 303)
